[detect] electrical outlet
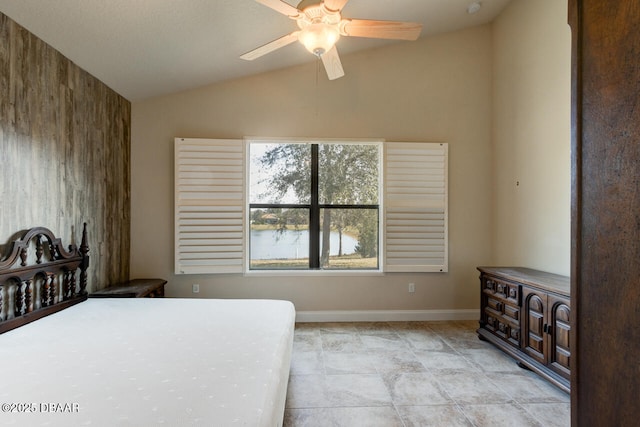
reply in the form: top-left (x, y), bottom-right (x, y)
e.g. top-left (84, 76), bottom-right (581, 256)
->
top-left (192, 283), bottom-right (200, 294)
top-left (408, 283), bottom-right (415, 293)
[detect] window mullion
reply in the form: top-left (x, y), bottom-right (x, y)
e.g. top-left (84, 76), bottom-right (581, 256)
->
top-left (309, 144), bottom-right (320, 269)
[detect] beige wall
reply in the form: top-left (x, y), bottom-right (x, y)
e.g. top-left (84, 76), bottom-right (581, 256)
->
top-left (131, 25), bottom-right (494, 314)
top-left (491, 0), bottom-right (571, 275)
top-left (131, 0), bottom-right (572, 313)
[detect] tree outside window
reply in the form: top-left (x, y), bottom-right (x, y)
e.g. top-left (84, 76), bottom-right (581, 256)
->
top-left (249, 141), bottom-right (380, 270)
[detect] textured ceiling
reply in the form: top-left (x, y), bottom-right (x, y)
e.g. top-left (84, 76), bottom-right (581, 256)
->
top-left (0, 0), bottom-right (512, 101)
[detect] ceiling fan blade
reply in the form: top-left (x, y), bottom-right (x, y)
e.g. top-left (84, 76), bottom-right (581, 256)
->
top-left (240, 32), bottom-right (299, 60)
top-left (321, 46), bottom-right (345, 80)
top-left (256, 0), bottom-right (301, 18)
top-left (342, 19), bottom-right (422, 40)
top-left (323, 0), bottom-right (350, 13)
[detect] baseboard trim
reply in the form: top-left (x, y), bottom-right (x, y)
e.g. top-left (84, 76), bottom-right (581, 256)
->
top-left (295, 309), bottom-right (478, 323)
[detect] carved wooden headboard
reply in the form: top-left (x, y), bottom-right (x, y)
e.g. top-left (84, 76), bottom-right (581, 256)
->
top-left (0, 224), bottom-right (89, 334)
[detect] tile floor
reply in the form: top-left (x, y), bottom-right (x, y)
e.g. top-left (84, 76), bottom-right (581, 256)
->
top-left (284, 320), bottom-right (570, 427)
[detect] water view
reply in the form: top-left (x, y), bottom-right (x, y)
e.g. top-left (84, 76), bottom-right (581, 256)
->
top-left (250, 229), bottom-right (358, 260)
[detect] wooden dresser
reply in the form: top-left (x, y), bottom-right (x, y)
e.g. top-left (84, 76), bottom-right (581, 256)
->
top-left (90, 279), bottom-right (167, 298)
top-left (477, 267), bottom-right (570, 393)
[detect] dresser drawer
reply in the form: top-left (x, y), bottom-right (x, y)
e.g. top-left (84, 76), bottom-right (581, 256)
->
top-left (483, 311), bottom-right (520, 347)
top-left (504, 304), bottom-right (520, 322)
top-left (481, 272), bottom-right (522, 348)
top-left (482, 275), bottom-right (520, 306)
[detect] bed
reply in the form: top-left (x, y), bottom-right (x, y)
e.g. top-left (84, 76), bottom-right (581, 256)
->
top-left (0, 225), bottom-right (295, 426)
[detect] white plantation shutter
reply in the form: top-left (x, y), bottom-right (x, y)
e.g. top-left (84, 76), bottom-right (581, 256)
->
top-left (384, 142), bottom-right (448, 272)
top-left (175, 138), bottom-right (244, 274)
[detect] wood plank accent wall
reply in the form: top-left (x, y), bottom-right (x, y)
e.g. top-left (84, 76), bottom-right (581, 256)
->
top-left (0, 12), bottom-right (131, 292)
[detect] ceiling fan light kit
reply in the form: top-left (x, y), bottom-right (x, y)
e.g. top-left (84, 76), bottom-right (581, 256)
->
top-left (298, 21), bottom-right (341, 55)
top-left (467, 1), bottom-right (482, 15)
top-left (241, 0), bottom-right (422, 80)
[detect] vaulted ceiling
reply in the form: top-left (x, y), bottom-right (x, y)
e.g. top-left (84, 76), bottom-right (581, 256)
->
top-left (0, 0), bottom-right (512, 101)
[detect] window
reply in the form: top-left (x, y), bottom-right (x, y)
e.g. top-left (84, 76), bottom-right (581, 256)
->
top-left (175, 138), bottom-right (447, 275)
top-left (249, 141), bottom-right (381, 270)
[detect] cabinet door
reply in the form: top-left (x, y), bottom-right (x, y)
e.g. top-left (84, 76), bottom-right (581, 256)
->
top-left (548, 295), bottom-right (571, 380)
top-left (522, 288), bottom-right (546, 365)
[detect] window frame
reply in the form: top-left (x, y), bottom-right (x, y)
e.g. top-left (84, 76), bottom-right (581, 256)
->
top-left (246, 138), bottom-right (384, 273)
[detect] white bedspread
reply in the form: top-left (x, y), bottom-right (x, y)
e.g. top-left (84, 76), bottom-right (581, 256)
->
top-left (0, 298), bottom-right (295, 426)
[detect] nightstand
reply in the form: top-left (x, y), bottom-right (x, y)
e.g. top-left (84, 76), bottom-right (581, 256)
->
top-left (90, 278), bottom-right (167, 298)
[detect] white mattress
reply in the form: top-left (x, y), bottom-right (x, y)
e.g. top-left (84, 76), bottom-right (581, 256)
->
top-left (0, 298), bottom-right (295, 426)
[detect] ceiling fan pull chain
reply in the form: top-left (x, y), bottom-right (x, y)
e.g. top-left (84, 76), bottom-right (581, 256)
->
top-left (315, 56), bottom-right (320, 117)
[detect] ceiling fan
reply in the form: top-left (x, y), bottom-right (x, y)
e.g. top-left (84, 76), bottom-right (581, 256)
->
top-left (240, 0), bottom-right (423, 80)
